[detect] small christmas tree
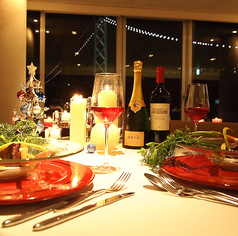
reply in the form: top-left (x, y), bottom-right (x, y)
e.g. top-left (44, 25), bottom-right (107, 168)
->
top-left (14, 62), bottom-right (48, 132)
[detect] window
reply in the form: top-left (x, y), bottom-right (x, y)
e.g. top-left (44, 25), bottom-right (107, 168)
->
top-left (27, 11), bottom-right (40, 74)
top-left (126, 19), bottom-right (182, 120)
top-left (27, 12), bottom-right (117, 112)
top-left (27, 10), bottom-right (238, 122)
top-left (193, 21), bottom-right (238, 122)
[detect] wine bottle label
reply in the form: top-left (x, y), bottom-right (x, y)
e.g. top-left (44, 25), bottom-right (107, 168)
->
top-left (124, 131), bottom-right (144, 146)
top-left (150, 103), bottom-right (170, 130)
top-left (128, 99), bottom-right (142, 113)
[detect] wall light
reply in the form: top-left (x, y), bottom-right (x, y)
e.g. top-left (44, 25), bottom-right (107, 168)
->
top-left (196, 68), bottom-right (201, 76)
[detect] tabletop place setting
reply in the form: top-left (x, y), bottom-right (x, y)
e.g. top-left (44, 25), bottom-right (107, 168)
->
top-left (1, 62), bottom-right (238, 236)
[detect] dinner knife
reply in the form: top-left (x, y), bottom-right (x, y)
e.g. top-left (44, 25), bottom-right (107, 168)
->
top-left (32, 192), bottom-right (135, 231)
top-left (2, 200), bottom-right (69, 228)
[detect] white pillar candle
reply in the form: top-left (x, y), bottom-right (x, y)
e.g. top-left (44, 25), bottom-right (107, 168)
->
top-left (90, 123), bottom-right (119, 150)
top-left (50, 125), bottom-right (61, 139)
top-left (70, 95), bottom-right (87, 146)
top-left (97, 85), bottom-right (118, 126)
top-left (98, 85), bottom-right (117, 107)
top-left (45, 126), bottom-right (61, 139)
top-left (61, 111), bottom-right (70, 121)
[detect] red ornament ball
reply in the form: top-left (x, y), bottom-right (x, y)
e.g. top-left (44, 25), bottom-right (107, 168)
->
top-left (17, 90), bottom-right (26, 101)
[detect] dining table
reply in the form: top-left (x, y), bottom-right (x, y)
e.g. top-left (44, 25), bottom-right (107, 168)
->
top-left (1, 143), bottom-right (238, 236)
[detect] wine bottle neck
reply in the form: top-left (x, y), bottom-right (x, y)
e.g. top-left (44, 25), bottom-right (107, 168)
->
top-left (156, 66), bottom-right (164, 83)
top-left (129, 71), bottom-right (146, 112)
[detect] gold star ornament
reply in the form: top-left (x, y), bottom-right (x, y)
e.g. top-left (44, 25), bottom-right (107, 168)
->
top-left (27, 62), bottom-right (37, 76)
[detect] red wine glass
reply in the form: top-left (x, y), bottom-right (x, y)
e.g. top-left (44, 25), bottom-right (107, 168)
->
top-left (91, 73), bottom-right (124, 173)
top-left (184, 83), bottom-right (210, 131)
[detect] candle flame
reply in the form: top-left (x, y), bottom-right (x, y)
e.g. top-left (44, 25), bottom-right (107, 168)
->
top-left (72, 94), bottom-right (83, 101)
top-left (105, 85), bottom-right (110, 90)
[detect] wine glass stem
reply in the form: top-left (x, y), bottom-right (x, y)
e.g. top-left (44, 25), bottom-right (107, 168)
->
top-left (194, 121), bottom-right (198, 131)
top-left (104, 124), bottom-right (110, 165)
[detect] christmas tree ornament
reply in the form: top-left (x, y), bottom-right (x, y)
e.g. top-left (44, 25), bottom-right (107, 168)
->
top-left (87, 143), bottom-right (96, 153)
top-left (36, 92), bottom-right (44, 100)
top-left (20, 104), bottom-right (28, 114)
top-left (33, 105), bottom-right (42, 114)
top-left (17, 90), bottom-right (26, 101)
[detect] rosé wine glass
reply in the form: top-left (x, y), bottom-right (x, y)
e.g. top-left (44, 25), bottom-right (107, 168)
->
top-left (184, 83), bottom-right (210, 131)
top-left (91, 73), bottom-right (124, 173)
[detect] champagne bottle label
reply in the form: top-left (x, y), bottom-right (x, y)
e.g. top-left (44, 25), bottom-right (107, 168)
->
top-left (150, 103), bottom-right (170, 130)
top-left (128, 99), bottom-right (142, 113)
top-left (124, 131), bottom-right (144, 146)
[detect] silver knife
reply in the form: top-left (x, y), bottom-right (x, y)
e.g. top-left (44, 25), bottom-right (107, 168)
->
top-left (2, 201), bottom-right (68, 228)
top-left (33, 192), bottom-right (135, 231)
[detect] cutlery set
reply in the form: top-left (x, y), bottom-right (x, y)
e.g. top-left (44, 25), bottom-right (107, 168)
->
top-left (3, 169), bottom-right (238, 231)
top-left (2, 171), bottom-right (133, 230)
top-left (145, 172), bottom-right (238, 207)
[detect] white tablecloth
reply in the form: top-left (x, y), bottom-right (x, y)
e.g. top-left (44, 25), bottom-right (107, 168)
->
top-left (1, 145), bottom-right (238, 236)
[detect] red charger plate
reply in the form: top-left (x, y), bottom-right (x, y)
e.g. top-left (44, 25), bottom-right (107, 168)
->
top-left (162, 154), bottom-right (238, 190)
top-left (0, 160), bottom-right (94, 205)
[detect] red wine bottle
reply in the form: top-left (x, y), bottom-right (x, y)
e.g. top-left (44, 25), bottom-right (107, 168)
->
top-left (150, 67), bottom-right (171, 143)
top-left (122, 61), bottom-right (150, 149)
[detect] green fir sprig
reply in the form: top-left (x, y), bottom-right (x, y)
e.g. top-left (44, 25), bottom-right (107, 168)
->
top-left (0, 120), bottom-right (47, 146)
top-left (139, 127), bottom-right (227, 170)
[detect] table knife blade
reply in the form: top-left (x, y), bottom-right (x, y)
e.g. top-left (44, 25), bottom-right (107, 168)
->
top-left (2, 201), bottom-right (68, 228)
top-left (33, 192), bottom-right (135, 231)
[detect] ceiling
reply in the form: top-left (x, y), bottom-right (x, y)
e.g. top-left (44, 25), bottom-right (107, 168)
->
top-left (28, 0), bottom-right (238, 17)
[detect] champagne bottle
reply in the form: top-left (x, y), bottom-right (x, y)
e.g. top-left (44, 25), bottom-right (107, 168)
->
top-left (122, 61), bottom-right (150, 149)
top-left (150, 66), bottom-right (171, 143)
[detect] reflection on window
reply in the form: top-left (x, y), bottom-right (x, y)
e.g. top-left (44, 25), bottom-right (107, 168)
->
top-left (27, 12), bottom-right (117, 111)
top-left (45, 14), bottom-right (116, 110)
top-left (193, 21), bottom-right (238, 122)
top-left (126, 19), bottom-right (182, 120)
top-left (27, 11), bottom-right (40, 74)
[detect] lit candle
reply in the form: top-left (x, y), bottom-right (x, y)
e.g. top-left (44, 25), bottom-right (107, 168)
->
top-left (44, 117), bottom-right (53, 127)
top-left (61, 110), bottom-right (70, 121)
top-left (45, 125), bottom-right (61, 139)
top-left (90, 123), bottom-right (119, 150)
top-left (97, 85), bottom-right (117, 125)
top-left (98, 85), bottom-right (117, 107)
top-left (51, 125), bottom-right (61, 139)
top-left (212, 117), bottom-right (222, 123)
top-left (70, 94), bottom-right (87, 146)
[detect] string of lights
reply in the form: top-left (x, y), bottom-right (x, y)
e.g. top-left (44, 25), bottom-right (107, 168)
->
top-left (74, 17), bottom-right (238, 55)
top-left (75, 17), bottom-right (179, 55)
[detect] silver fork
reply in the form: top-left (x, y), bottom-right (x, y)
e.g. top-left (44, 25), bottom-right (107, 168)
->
top-left (54, 171), bottom-right (131, 212)
top-left (161, 172), bottom-right (238, 203)
top-left (157, 173), bottom-right (238, 207)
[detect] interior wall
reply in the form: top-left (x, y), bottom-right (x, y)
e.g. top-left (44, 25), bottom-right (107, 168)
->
top-left (0, 0), bottom-right (27, 123)
top-left (27, 1), bottom-right (238, 23)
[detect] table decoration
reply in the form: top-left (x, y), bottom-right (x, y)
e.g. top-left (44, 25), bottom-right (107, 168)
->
top-left (45, 125), bottom-right (61, 139)
top-left (212, 117), bottom-right (222, 123)
top-left (13, 62), bottom-right (48, 132)
top-left (70, 95), bottom-right (87, 146)
top-left (44, 117), bottom-right (53, 127)
top-left (90, 123), bottom-right (119, 150)
top-left (60, 111), bottom-right (70, 128)
top-left (139, 126), bottom-right (237, 170)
